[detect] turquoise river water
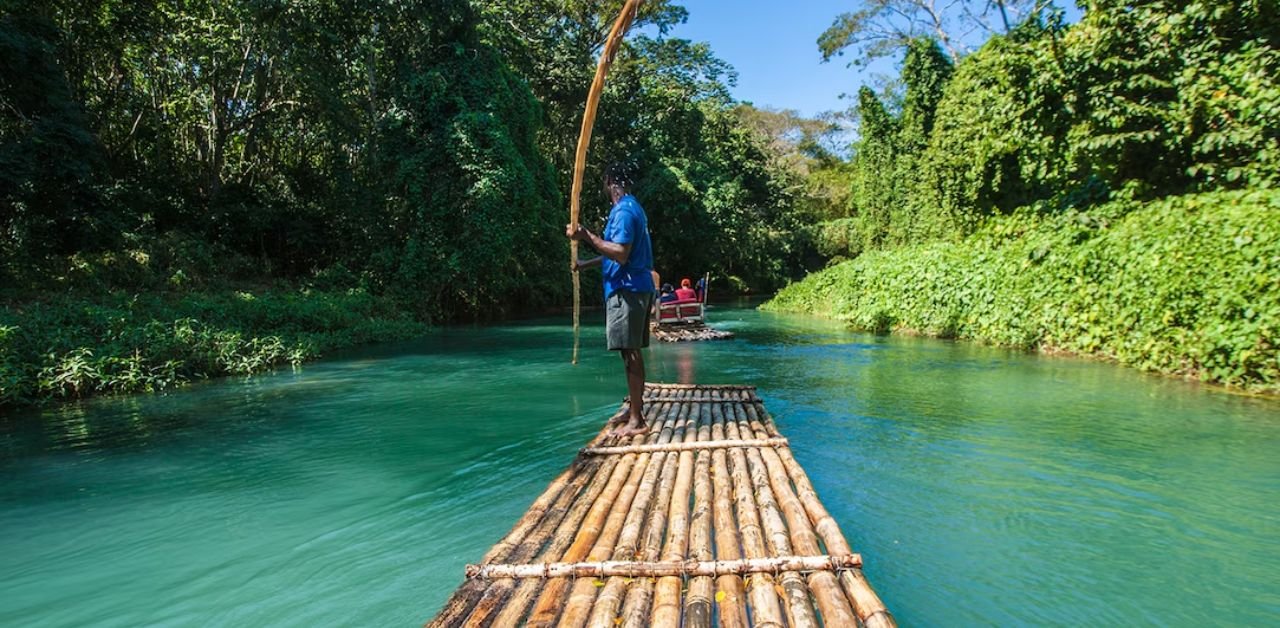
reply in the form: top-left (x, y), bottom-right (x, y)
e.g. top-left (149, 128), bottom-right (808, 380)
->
top-left (2, 303), bottom-right (1278, 626)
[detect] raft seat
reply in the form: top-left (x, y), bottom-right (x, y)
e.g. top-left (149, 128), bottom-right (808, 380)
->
top-left (657, 299), bottom-right (704, 324)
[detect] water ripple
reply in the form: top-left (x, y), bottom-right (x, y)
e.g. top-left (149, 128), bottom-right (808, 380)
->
top-left (1, 305), bottom-right (1277, 626)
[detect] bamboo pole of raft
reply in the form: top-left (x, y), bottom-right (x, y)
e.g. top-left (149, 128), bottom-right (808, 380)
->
top-left (618, 403), bottom-right (693, 626)
top-left (577, 401), bottom-right (683, 626)
top-left (617, 401), bottom-right (699, 626)
top-left (743, 400), bottom-right (897, 628)
top-left (568, 0), bottom-right (643, 364)
top-left (528, 401), bottom-right (671, 627)
top-left (713, 399), bottom-right (786, 626)
top-left (466, 554), bottom-right (862, 579)
top-left (487, 425), bottom-right (637, 626)
top-left (436, 418), bottom-right (623, 626)
top-left (429, 419), bottom-right (621, 626)
top-left (727, 404), bottom-right (820, 628)
top-left (586, 402), bottom-right (688, 627)
top-left (428, 461), bottom-right (586, 626)
top-left (647, 401), bottom-right (700, 626)
top-left (480, 458), bottom-right (621, 627)
top-left (684, 402), bottom-right (715, 627)
top-left (580, 437), bottom-right (788, 456)
top-left (459, 453), bottom-right (609, 627)
top-left (727, 399), bottom-right (860, 626)
top-left (745, 400), bottom-right (896, 628)
top-left (524, 404), bottom-right (662, 627)
top-left (708, 393), bottom-right (749, 627)
top-left (644, 383), bottom-right (756, 391)
top-left (460, 423), bottom-right (630, 625)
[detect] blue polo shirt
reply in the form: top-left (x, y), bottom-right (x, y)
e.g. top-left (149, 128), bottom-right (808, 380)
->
top-left (601, 195), bottom-right (655, 299)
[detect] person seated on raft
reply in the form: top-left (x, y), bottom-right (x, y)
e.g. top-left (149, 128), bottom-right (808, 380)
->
top-left (696, 276), bottom-right (707, 302)
top-left (674, 278), bottom-right (698, 302)
top-left (659, 283), bottom-right (678, 303)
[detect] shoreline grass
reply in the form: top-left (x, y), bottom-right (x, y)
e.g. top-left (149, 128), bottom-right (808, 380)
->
top-left (0, 287), bottom-right (428, 410)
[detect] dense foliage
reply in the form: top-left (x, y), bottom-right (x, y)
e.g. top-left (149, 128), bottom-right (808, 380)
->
top-left (788, 1), bottom-right (1279, 394)
top-left (766, 190), bottom-right (1280, 393)
top-left (2, 0), bottom-right (810, 304)
top-left (1, 0), bottom-right (567, 321)
top-left (824, 0), bottom-right (1279, 253)
top-left (1, 0), bottom-right (815, 406)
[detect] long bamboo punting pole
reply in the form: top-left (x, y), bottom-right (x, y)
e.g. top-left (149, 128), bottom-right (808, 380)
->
top-left (744, 400), bottom-right (896, 628)
top-left (569, 0), bottom-right (644, 364)
top-left (466, 554), bottom-right (863, 580)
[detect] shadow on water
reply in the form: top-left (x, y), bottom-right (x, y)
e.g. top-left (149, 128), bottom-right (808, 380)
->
top-left (1, 303), bottom-right (1278, 626)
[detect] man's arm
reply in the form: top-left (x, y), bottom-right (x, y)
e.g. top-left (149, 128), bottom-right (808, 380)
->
top-left (566, 224), bottom-right (632, 264)
top-left (572, 256), bottom-right (603, 272)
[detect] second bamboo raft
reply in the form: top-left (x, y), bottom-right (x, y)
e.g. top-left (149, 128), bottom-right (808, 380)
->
top-left (428, 383), bottom-right (895, 627)
top-left (650, 322), bottom-right (735, 343)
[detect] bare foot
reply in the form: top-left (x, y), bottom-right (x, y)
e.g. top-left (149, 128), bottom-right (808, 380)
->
top-left (607, 408), bottom-right (629, 427)
top-left (611, 419), bottom-right (649, 438)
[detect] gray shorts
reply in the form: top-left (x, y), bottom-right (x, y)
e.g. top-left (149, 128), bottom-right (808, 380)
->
top-left (605, 290), bottom-right (654, 350)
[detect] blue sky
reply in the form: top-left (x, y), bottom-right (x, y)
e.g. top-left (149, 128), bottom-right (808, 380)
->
top-left (661, 1), bottom-right (1083, 119)
top-left (666, 0), bottom-right (861, 117)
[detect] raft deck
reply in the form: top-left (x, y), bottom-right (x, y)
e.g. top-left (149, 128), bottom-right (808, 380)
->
top-left (428, 384), bottom-right (895, 627)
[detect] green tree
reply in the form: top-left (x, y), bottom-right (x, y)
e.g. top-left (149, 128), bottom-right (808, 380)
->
top-left (476, 3), bottom-right (814, 291)
top-left (895, 37), bottom-right (953, 241)
top-left (849, 86), bottom-right (898, 251)
top-left (0, 6), bottom-right (110, 263)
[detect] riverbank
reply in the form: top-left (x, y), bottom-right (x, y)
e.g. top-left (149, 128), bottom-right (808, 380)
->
top-left (763, 189), bottom-right (1280, 394)
top-left (0, 287), bottom-right (426, 409)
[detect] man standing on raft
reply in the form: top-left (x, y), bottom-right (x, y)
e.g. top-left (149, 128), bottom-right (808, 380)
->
top-left (567, 162), bottom-right (655, 437)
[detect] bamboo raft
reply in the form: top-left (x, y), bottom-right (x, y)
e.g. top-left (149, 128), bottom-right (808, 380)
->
top-left (650, 322), bottom-right (735, 343)
top-left (428, 384), bottom-right (895, 627)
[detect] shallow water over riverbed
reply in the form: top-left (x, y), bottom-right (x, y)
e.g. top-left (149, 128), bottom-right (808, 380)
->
top-left (2, 303), bottom-right (1277, 625)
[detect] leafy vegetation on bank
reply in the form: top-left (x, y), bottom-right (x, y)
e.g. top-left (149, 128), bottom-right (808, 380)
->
top-left (1, 287), bottom-right (424, 408)
top-left (782, 1), bottom-right (1278, 394)
top-left (765, 190), bottom-right (1280, 393)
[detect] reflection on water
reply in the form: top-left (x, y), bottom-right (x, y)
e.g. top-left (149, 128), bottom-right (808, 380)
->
top-left (674, 344), bottom-right (697, 384)
top-left (1, 302), bottom-right (1278, 626)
